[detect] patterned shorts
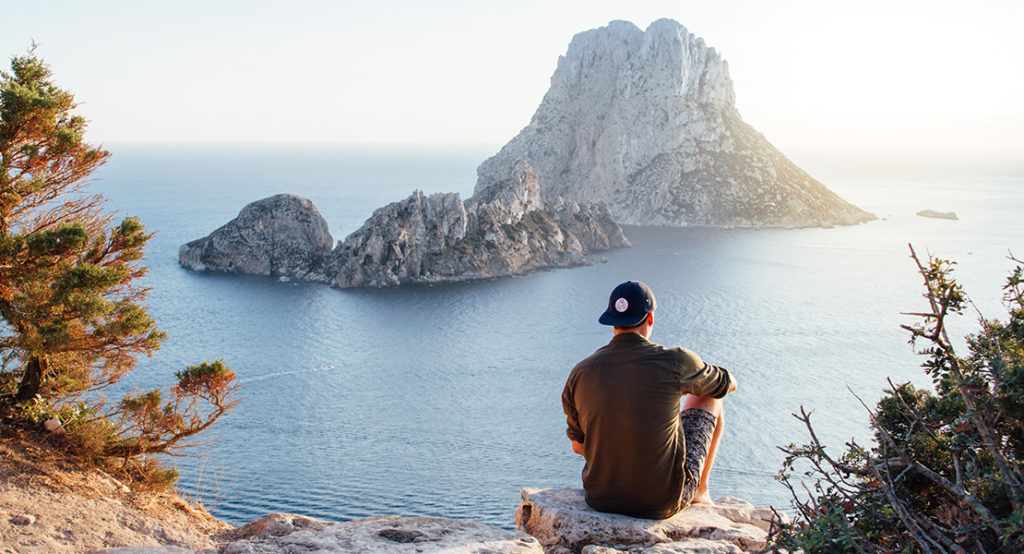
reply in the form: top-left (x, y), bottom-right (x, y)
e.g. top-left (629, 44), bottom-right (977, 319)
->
top-left (679, 408), bottom-right (718, 506)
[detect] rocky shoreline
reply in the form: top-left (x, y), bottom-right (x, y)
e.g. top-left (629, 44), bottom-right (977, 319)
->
top-left (1, 432), bottom-right (782, 553)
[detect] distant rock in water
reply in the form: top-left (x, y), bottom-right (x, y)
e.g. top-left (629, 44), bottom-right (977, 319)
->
top-left (476, 18), bottom-right (874, 228)
top-left (322, 161), bottom-right (629, 287)
top-left (179, 163), bottom-right (629, 288)
top-left (916, 209), bottom-right (958, 220)
top-left (178, 194), bottom-right (333, 279)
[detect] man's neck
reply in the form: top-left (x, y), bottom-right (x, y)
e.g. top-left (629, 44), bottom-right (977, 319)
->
top-left (613, 327), bottom-right (652, 340)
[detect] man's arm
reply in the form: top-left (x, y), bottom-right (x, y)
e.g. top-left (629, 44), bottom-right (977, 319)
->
top-left (563, 371), bottom-right (587, 456)
top-left (688, 361), bottom-right (736, 399)
top-left (571, 439), bottom-right (584, 456)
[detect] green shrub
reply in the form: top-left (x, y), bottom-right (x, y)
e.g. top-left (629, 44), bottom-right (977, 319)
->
top-left (774, 246), bottom-right (1024, 553)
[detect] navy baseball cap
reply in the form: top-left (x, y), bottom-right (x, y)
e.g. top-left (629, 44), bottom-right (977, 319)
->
top-left (599, 281), bottom-right (657, 326)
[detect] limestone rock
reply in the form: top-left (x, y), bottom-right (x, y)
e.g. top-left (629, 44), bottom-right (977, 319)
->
top-left (223, 513), bottom-right (543, 553)
top-left (516, 488), bottom-right (782, 553)
top-left (178, 193), bottom-right (333, 279)
top-left (325, 160), bottom-right (629, 288)
top-left (476, 19), bottom-right (873, 228)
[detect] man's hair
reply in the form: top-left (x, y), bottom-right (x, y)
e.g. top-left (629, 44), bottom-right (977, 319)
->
top-left (613, 314), bottom-right (649, 332)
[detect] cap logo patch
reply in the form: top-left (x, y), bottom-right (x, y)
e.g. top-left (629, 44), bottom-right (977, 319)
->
top-left (615, 298), bottom-right (629, 312)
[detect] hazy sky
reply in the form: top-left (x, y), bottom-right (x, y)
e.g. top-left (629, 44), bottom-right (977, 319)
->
top-left (2, 0), bottom-right (1021, 156)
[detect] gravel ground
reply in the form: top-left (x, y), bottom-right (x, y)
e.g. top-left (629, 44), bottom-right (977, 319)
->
top-left (0, 426), bottom-right (232, 553)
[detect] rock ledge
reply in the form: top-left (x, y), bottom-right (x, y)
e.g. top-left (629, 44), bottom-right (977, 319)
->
top-left (516, 487), bottom-right (783, 553)
top-left (222, 513), bottom-right (542, 553)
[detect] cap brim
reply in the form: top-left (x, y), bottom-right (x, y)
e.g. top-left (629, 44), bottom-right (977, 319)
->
top-left (599, 311), bottom-right (648, 326)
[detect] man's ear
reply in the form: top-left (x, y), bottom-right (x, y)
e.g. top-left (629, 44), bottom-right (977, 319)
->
top-left (647, 312), bottom-right (654, 326)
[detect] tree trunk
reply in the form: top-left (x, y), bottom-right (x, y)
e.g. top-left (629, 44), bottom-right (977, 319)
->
top-left (15, 355), bottom-right (47, 403)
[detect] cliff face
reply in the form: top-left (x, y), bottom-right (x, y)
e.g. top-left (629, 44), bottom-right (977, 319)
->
top-left (476, 18), bottom-right (873, 228)
top-left (323, 161), bottom-right (629, 288)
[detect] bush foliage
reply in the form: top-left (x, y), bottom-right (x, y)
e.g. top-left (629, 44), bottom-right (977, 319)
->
top-left (0, 48), bottom-right (238, 489)
top-left (774, 245), bottom-right (1024, 553)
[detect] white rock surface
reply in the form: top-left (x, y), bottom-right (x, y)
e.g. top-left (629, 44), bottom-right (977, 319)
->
top-left (477, 19), bottom-right (873, 228)
top-left (223, 513), bottom-right (543, 553)
top-left (516, 488), bottom-right (783, 553)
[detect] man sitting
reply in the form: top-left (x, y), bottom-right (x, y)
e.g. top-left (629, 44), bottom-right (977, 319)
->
top-left (562, 281), bottom-right (737, 519)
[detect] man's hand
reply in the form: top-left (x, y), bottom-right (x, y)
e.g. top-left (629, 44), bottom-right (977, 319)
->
top-left (571, 440), bottom-right (585, 456)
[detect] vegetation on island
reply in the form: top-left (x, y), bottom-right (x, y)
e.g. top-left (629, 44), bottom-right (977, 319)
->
top-left (0, 47), bottom-right (237, 489)
top-left (773, 245), bottom-right (1024, 552)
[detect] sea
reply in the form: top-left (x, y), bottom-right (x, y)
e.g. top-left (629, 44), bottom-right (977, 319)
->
top-left (89, 144), bottom-right (1024, 528)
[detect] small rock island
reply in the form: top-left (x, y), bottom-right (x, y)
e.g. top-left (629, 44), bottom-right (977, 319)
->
top-left (916, 209), bottom-right (958, 220)
top-left (178, 194), bottom-right (334, 280)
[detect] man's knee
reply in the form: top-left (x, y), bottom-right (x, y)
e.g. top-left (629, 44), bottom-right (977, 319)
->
top-left (682, 395), bottom-right (722, 418)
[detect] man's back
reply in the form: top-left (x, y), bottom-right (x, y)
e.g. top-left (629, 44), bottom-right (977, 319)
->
top-left (562, 332), bottom-right (732, 519)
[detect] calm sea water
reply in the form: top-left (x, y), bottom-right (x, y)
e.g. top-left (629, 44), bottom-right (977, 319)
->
top-left (90, 144), bottom-right (1024, 528)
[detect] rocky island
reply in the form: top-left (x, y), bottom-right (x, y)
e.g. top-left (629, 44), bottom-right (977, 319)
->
top-left (180, 162), bottom-right (629, 287)
top-left (478, 18), bottom-right (873, 228)
top-left (178, 194), bottom-right (334, 281)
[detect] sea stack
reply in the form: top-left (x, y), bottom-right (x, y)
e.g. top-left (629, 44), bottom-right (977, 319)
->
top-left (476, 19), bottom-right (874, 228)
